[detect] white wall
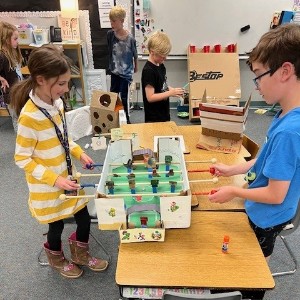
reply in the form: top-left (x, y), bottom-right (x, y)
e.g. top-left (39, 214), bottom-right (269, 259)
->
top-left (132, 58), bottom-right (262, 107)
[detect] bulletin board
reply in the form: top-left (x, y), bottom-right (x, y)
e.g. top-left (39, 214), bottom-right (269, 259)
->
top-left (133, 0), bottom-right (294, 55)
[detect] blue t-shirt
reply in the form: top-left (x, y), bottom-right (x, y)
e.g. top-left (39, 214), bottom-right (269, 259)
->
top-left (245, 108), bottom-right (300, 228)
top-left (107, 30), bottom-right (137, 81)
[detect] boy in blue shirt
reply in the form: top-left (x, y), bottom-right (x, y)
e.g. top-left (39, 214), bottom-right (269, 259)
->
top-left (107, 6), bottom-right (138, 124)
top-left (209, 23), bottom-right (300, 260)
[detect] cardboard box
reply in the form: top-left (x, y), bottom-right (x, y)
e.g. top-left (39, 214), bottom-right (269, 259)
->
top-left (18, 28), bottom-right (34, 44)
top-left (187, 46), bottom-right (241, 120)
top-left (199, 92), bottom-right (252, 140)
top-left (90, 90), bottom-right (123, 134)
top-left (197, 94), bottom-right (252, 152)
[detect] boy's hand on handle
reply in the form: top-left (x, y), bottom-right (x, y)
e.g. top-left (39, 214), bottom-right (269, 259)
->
top-left (208, 186), bottom-right (236, 204)
top-left (211, 163), bottom-right (233, 177)
top-left (80, 153), bottom-right (94, 169)
top-left (54, 176), bottom-right (80, 191)
top-left (169, 87), bottom-right (184, 98)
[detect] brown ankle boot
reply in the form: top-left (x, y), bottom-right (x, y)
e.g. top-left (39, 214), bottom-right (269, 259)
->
top-left (44, 242), bottom-right (83, 279)
top-left (68, 232), bottom-right (108, 272)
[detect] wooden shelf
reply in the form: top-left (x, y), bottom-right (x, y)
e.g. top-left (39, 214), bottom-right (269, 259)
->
top-left (0, 108), bottom-right (9, 117)
top-left (19, 43), bottom-right (86, 105)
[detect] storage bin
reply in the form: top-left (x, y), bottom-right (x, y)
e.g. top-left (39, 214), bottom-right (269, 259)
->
top-left (33, 29), bottom-right (49, 45)
top-left (18, 28), bottom-right (34, 44)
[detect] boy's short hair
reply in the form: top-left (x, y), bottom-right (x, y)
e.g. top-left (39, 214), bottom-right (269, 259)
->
top-left (147, 31), bottom-right (172, 56)
top-left (109, 6), bottom-right (126, 21)
top-left (248, 23), bottom-right (300, 79)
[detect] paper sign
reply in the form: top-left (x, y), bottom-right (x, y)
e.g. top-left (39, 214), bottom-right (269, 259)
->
top-left (197, 134), bottom-right (242, 154)
top-left (98, 0), bottom-right (114, 28)
top-left (122, 287), bottom-right (210, 299)
top-left (91, 136), bottom-right (107, 150)
top-left (111, 128), bottom-right (124, 141)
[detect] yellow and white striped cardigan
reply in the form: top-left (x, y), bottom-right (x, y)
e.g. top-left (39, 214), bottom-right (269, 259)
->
top-left (15, 92), bottom-right (88, 224)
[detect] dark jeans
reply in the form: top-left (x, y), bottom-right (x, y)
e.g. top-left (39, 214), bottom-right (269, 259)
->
top-left (47, 206), bottom-right (91, 251)
top-left (248, 217), bottom-right (291, 257)
top-left (110, 73), bottom-right (130, 121)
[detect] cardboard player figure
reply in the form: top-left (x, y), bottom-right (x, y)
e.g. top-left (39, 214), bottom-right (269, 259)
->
top-left (106, 180), bottom-right (115, 194)
top-left (128, 179), bottom-right (136, 194)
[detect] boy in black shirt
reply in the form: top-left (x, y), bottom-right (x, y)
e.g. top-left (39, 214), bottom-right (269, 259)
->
top-left (141, 31), bottom-right (184, 123)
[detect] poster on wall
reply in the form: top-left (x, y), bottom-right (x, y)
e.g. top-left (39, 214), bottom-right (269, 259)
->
top-left (57, 16), bottom-right (80, 41)
top-left (98, 0), bottom-right (114, 28)
top-left (293, 0), bottom-right (300, 11)
top-left (134, 0), bottom-right (155, 54)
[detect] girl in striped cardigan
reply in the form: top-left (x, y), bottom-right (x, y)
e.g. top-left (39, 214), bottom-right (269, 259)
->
top-left (11, 45), bottom-right (108, 279)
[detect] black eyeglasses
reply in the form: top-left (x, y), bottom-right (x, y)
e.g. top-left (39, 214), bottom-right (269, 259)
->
top-left (253, 70), bottom-right (272, 88)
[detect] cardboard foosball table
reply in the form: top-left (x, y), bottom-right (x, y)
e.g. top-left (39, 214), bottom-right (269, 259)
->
top-left (94, 137), bottom-right (191, 243)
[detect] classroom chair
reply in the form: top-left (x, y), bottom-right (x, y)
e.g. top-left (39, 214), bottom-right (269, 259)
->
top-left (162, 291), bottom-right (242, 300)
top-left (272, 199), bottom-right (300, 277)
top-left (242, 135), bottom-right (260, 161)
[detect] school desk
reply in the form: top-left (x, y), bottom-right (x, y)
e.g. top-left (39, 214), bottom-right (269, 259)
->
top-left (121, 122), bottom-right (247, 210)
top-left (116, 211), bottom-right (275, 299)
top-left (177, 125), bottom-right (247, 211)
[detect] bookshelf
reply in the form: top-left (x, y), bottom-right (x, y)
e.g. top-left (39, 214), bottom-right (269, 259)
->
top-left (19, 43), bottom-right (86, 106)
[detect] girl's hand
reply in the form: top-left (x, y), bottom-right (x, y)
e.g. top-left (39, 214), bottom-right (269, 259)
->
top-left (0, 76), bottom-right (9, 92)
top-left (80, 152), bottom-right (94, 169)
top-left (54, 176), bottom-right (80, 190)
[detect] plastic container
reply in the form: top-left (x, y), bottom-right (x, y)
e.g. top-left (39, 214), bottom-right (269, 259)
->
top-left (18, 28), bottom-right (34, 44)
top-left (222, 235), bottom-right (230, 253)
top-left (33, 29), bottom-right (49, 45)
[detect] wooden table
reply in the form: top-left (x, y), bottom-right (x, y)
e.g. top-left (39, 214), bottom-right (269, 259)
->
top-left (121, 122), bottom-right (246, 210)
top-left (121, 121), bottom-right (181, 151)
top-left (116, 211), bottom-right (275, 296)
top-left (178, 125), bottom-right (246, 210)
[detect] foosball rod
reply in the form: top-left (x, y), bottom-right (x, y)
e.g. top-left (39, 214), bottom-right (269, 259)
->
top-left (189, 177), bottom-right (218, 183)
top-left (109, 158), bottom-right (217, 166)
top-left (85, 163), bottom-right (103, 169)
top-left (192, 190), bottom-right (217, 196)
top-left (76, 172), bottom-right (102, 178)
top-left (108, 170), bottom-right (182, 176)
top-left (185, 158), bottom-right (217, 164)
top-left (59, 191), bottom-right (184, 200)
top-left (109, 161), bottom-right (180, 166)
top-left (109, 177), bottom-right (218, 186)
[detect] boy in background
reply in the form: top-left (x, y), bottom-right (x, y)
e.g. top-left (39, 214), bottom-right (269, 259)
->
top-left (209, 24), bottom-right (300, 261)
top-left (141, 31), bottom-right (184, 123)
top-left (107, 6), bottom-right (138, 124)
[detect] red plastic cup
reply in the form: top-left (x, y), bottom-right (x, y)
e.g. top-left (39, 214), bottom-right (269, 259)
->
top-left (227, 44), bottom-right (235, 53)
top-left (203, 45), bottom-right (210, 53)
top-left (189, 45), bottom-right (196, 53)
top-left (214, 44), bottom-right (221, 53)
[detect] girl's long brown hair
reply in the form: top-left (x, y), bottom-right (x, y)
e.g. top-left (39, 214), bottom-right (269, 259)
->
top-left (0, 21), bottom-right (23, 69)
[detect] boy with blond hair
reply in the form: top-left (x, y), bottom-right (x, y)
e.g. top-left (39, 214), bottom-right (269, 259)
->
top-left (107, 6), bottom-right (137, 124)
top-left (141, 31), bottom-right (184, 123)
top-left (209, 24), bottom-right (300, 261)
